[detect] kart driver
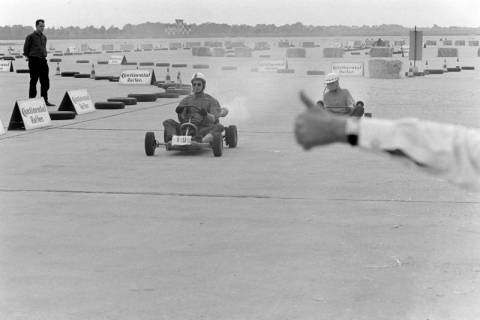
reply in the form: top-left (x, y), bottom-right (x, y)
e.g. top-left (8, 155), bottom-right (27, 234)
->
top-left (163, 72), bottom-right (224, 144)
top-left (322, 72), bottom-right (364, 117)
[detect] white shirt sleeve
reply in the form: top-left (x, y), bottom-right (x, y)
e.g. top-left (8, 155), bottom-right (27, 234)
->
top-left (357, 118), bottom-right (480, 192)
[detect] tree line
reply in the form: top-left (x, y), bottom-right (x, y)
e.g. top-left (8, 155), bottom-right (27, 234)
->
top-left (0, 23), bottom-right (479, 40)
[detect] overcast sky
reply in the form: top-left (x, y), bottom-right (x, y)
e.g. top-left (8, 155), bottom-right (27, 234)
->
top-left (1, 0), bottom-right (478, 28)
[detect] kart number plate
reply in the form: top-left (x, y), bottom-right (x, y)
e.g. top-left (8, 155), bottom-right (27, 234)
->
top-left (172, 135), bottom-right (192, 146)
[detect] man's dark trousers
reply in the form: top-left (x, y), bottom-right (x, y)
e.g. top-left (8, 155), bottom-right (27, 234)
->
top-left (28, 57), bottom-right (50, 101)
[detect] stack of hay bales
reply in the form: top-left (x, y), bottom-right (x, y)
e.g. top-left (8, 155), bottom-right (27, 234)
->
top-left (454, 40), bottom-right (466, 46)
top-left (204, 41), bottom-right (222, 47)
top-left (254, 42), bottom-right (271, 50)
top-left (186, 42), bottom-right (201, 48)
top-left (323, 48), bottom-right (344, 58)
top-left (211, 47), bottom-right (225, 57)
top-left (286, 47), bottom-right (306, 58)
top-left (234, 47), bottom-right (252, 57)
top-left (394, 40), bottom-right (406, 46)
top-left (438, 48), bottom-right (458, 57)
top-left (192, 47), bottom-right (212, 56)
top-left (425, 40), bottom-right (437, 46)
top-left (368, 59), bottom-right (402, 79)
top-left (302, 42), bottom-right (315, 48)
top-left (169, 42), bottom-right (182, 50)
top-left (443, 40), bottom-right (452, 45)
top-left (468, 40), bottom-right (479, 46)
top-left (369, 47), bottom-right (393, 57)
top-left (278, 40), bottom-right (290, 48)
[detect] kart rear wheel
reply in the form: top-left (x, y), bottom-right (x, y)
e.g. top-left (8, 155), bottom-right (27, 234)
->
top-left (225, 125), bottom-right (238, 148)
top-left (211, 133), bottom-right (223, 157)
top-left (145, 132), bottom-right (156, 156)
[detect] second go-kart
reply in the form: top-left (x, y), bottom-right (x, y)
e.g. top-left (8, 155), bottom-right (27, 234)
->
top-left (144, 105), bottom-right (238, 157)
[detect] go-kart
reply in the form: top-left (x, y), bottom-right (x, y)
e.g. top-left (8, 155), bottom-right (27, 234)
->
top-left (316, 100), bottom-right (371, 117)
top-left (144, 105), bottom-right (238, 157)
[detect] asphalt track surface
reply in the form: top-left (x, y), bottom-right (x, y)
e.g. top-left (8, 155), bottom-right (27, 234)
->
top-left (1, 52), bottom-right (480, 319)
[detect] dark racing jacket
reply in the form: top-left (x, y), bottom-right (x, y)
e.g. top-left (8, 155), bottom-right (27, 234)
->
top-left (177, 92), bottom-right (221, 126)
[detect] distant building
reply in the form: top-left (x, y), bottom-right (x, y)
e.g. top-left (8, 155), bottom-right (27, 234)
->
top-left (165, 19), bottom-right (192, 36)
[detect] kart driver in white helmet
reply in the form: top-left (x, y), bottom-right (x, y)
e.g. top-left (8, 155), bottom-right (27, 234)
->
top-left (163, 72), bottom-right (224, 144)
top-left (322, 72), bottom-right (364, 117)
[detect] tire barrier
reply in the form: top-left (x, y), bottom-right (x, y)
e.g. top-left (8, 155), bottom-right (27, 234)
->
top-left (438, 48), bottom-right (458, 57)
top-left (171, 63), bottom-right (187, 68)
top-left (447, 67), bottom-right (461, 72)
top-left (76, 60), bottom-right (89, 63)
top-left (426, 69), bottom-right (444, 75)
top-left (192, 47), bottom-right (212, 57)
top-left (127, 93), bottom-right (157, 102)
top-left (286, 47), bottom-right (306, 58)
top-left (461, 66), bottom-right (475, 70)
top-left (277, 69), bottom-right (295, 74)
top-left (302, 42), bottom-right (315, 48)
top-left (73, 73), bottom-right (91, 78)
top-left (15, 55), bottom-right (24, 59)
top-left (107, 97), bottom-right (138, 105)
top-left (53, 53), bottom-right (63, 56)
top-left (50, 58), bottom-right (62, 63)
top-left (125, 62), bottom-right (137, 66)
top-left (97, 61), bottom-right (108, 64)
top-left (139, 62), bottom-right (154, 66)
top-left (109, 76), bottom-right (120, 82)
top-left (368, 59), bottom-right (402, 79)
top-left (61, 71), bottom-right (80, 77)
top-left (156, 63), bottom-right (170, 67)
top-left (49, 111), bottom-right (76, 120)
top-left (306, 70), bottom-right (325, 75)
top-left (156, 92), bottom-right (180, 99)
top-left (94, 75), bottom-right (113, 80)
top-left (350, 52), bottom-right (361, 55)
top-left (221, 66), bottom-right (237, 71)
top-left (2, 56), bottom-right (15, 60)
top-left (192, 64), bottom-right (209, 69)
top-left (95, 101), bottom-right (125, 109)
top-left (16, 69), bottom-right (30, 74)
top-left (369, 47), bottom-right (393, 58)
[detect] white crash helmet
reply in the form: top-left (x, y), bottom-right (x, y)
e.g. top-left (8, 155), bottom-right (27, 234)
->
top-left (324, 72), bottom-right (339, 84)
top-left (191, 72), bottom-right (206, 86)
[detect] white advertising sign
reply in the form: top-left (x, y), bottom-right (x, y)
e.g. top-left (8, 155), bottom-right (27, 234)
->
top-left (0, 60), bottom-right (13, 72)
top-left (119, 69), bottom-right (156, 85)
top-left (258, 60), bottom-right (286, 72)
top-left (66, 89), bottom-right (95, 114)
top-left (0, 119), bottom-right (5, 135)
top-left (9, 98), bottom-right (51, 130)
top-left (331, 62), bottom-right (364, 76)
top-left (108, 55), bottom-right (126, 65)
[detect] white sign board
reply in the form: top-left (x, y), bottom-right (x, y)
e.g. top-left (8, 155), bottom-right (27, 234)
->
top-left (258, 60), bottom-right (286, 72)
top-left (0, 60), bottom-right (13, 72)
top-left (108, 55), bottom-right (127, 65)
top-left (0, 119), bottom-right (5, 135)
top-left (331, 62), bottom-right (364, 76)
top-left (8, 98), bottom-right (51, 130)
top-left (119, 69), bottom-right (156, 85)
top-left (59, 89), bottom-right (95, 114)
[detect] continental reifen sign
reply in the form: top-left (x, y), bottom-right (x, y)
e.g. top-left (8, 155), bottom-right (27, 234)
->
top-left (8, 98), bottom-right (52, 130)
top-left (119, 69), bottom-right (156, 85)
top-left (331, 62), bottom-right (364, 76)
top-left (65, 89), bottom-right (95, 114)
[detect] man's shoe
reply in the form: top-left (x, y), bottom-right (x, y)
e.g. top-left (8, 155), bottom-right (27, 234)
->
top-left (45, 101), bottom-right (56, 107)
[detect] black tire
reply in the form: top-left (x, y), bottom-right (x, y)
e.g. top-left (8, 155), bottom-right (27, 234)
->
top-left (95, 101), bottom-right (125, 109)
top-left (73, 73), bottom-right (91, 78)
top-left (225, 125), bottom-right (238, 148)
top-left (127, 93), bottom-right (157, 102)
top-left (193, 64), bottom-right (209, 69)
top-left (212, 133), bottom-right (223, 157)
top-left (221, 66), bottom-right (237, 70)
top-left (107, 97), bottom-right (138, 105)
top-left (61, 71), bottom-right (79, 77)
top-left (49, 58), bottom-right (62, 62)
top-left (139, 62), bottom-right (155, 66)
top-left (16, 69), bottom-right (30, 73)
top-left (145, 132), bottom-right (156, 156)
top-left (461, 66), bottom-right (475, 70)
top-left (95, 75), bottom-right (113, 80)
top-left (156, 63), bottom-right (170, 67)
top-left (97, 61), bottom-right (108, 64)
top-left (306, 70), bottom-right (325, 75)
top-left (277, 69), bottom-right (295, 74)
top-left (109, 76), bottom-right (120, 82)
top-left (76, 60), bottom-right (89, 63)
top-left (156, 93), bottom-right (180, 99)
top-left (125, 62), bottom-right (138, 66)
top-left (49, 111), bottom-right (76, 120)
top-left (171, 63), bottom-right (187, 68)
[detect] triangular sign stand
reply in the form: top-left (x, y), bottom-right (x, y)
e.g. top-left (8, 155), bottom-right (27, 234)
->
top-left (8, 102), bottom-right (24, 130)
top-left (58, 92), bottom-right (75, 112)
top-left (10, 61), bottom-right (14, 72)
top-left (150, 70), bottom-right (156, 85)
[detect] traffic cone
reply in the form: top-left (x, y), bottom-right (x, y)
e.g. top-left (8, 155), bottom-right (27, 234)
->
top-left (177, 71), bottom-right (182, 84)
top-left (424, 60), bottom-right (429, 75)
top-left (456, 57), bottom-right (460, 71)
top-left (90, 64), bottom-right (95, 79)
top-left (443, 58), bottom-right (448, 72)
top-left (407, 61), bottom-right (414, 77)
top-left (166, 67), bottom-right (171, 81)
top-left (55, 62), bottom-right (61, 76)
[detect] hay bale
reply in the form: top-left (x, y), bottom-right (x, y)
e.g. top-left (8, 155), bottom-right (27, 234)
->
top-left (169, 42), bottom-right (182, 50)
top-left (211, 47), bottom-right (225, 57)
top-left (425, 40), bottom-right (437, 46)
top-left (186, 42), bottom-right (201, 48)
top-left (454, 40), bottom-right (465, 46)
top-left (438, 48), bottom-right (458, 57)
top-left (368, 59), bottom-right (402, 79)
top-left (278, 40), bottom-right (290, 48)
top-left (443, 40), bottom-right (452, 46)
top-left (369, 47), bottom-right (393, 57)
top-left (394, 40), bottom-right (406, 46)
top-left (204, 41), bottom-right (223, 47)
top-left (254, 42), bottom-right (270, 50)
top-left (286, 47), bottom-right (306, 58)
top-left (478, 48), bottom-right (480, 57)
top-left (192, 47), bottom-right (212, 56)
top-left (234, 47), bottom-right (252, 57)
top-left (302, 42), bottom-right (315, 48)
top-left (323, 48), bottom-right (344, 58)
top-left (468, 40), bottom-right (479, 46)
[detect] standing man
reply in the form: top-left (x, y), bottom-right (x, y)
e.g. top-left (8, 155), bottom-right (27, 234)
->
top-left (323, 73), bottom-right (363, 117)
top-left (23, 19), bottom-right (55, 106)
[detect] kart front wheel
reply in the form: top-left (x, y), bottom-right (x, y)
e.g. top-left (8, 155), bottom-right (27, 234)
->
top-left (212, 133), bottom-right (223, 157)
top-left (145, 132), bottom-right (157, 156)
top-left (225, 125), bottom-right (238, 148)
